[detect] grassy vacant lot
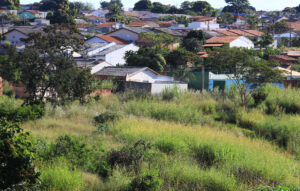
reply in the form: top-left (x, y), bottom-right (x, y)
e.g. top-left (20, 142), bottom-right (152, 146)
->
top-left (18, 85), bottom-right (300, 191)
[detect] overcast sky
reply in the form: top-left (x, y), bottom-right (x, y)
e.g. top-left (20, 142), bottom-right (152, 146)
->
top-left (20, 0), bottom-right (300, 11)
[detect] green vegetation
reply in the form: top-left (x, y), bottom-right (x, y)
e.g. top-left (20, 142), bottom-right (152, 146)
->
top-left (2, 81), bottom-right (300, 190)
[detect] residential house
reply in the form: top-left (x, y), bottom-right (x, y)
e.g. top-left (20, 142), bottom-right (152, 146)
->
top-left (233, 15), bottom-right (247, 25)
top-left (2, 26), bottom-right (44, 46)
top-left (95, 22), bottom-right (122, 33)
top-left (81, 42), bottom-right (139, 66)
top-left (151, 27), bottom-right (186, 39)
top-left (84, 14), bottom-right (106, 24)
top-left (89, 10), bottom-right (109, 18)
top-left (108, 27), bottom-right (151, 42)
top-left (18, 10), bottom-right (40, 20)
top-left (31, 19), bottom-right (50, 26)
top-left (170, 17), bottom-right (220, 30)
top-left (85, 35), bottom-right (129, 44)
top-left (203, 36), bottom-right (254, 49)
top-left (77, 25), bottom-right (89, 32)
top-left (75, 19), bottom-right (89, 25)
top-left (75, 59), bottom-right (112, 74)
top-left (273, 32), bottom-right (297, 44)
top-left (269, 55), bottom-right (298, 69)
top-left (94, 66), bottom-right (188, 94)
top-left (126, 21), bottom-right (160, 28)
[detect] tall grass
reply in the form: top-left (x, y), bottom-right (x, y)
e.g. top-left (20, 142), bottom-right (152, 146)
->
top-left (110, 117), bottom-right (300, 190)
top-left (40, 159), bottom-right (85, 191)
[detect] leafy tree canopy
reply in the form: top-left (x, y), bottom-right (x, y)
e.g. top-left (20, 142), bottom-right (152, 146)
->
top-left (101, 0), bottom-right (123, 9)
top-left (0, 119), bottom-right (39, 190)
top-left (46, 0), bottom-right (75, 25)
top-left (223, 0), bottom-right (254, 13)
top-left (134, 0), bottom-right (153, 11)
top-left (125, 48), bottom-right (166, 72)
top-left (105, 2), bottom-right (125, 22)
top-left (0, 0), bottom-right (20, 9)
top-left (267, 21), bottom-right (290, 34)
top-left (139, 32), bottom-right (179, 49)
top-left (207, 46), bottom-right (282, 107)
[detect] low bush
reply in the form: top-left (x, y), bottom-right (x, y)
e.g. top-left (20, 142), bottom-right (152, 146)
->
top-left (161, 85), bottom-right (180, 101)
top-left (94, 111), bottom-right (121, 124)
top-left (0, 101), bottom-right (45, 122)
top-left (252, 86), bottom-right (268, 106)
top-left (193, 144), bottom-right (225, 167)
top-left (2, 81), bottom-right (14, 97)
top-left (128, 172), bottom-right (162, 191)
top-left (154, 139), bottom-right (178, 155)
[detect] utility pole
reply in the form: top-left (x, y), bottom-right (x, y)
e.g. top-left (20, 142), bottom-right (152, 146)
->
top-left (289, 23), bottom-right (292, 47)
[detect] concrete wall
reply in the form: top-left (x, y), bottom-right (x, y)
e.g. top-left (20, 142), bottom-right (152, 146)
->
top-left (125, 81), bottom-right (188, 94)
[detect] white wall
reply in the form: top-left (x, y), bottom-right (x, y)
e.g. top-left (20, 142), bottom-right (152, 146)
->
top-left (105, 44), bottom-right (139, 66)
top-left (171, 22), bottom-right (220, 30)
top-left (110, 29), bottom-right (139, 42)
top-left (230, 37), bottom-right (254, 49)
top-left (4, 30), bottom-right (28, 45)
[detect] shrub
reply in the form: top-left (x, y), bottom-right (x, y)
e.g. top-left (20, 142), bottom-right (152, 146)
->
top-left (161, 85), bottom-right (180, 101)
top-left (155, 139), bottom-right (177, 155)
top-left (108, 140), bottom-right (151, 174)
top-left (128, 172), bottom-right (162, 191)
top-left (256, 185), bottom-right (292, 191)
top-left (40, 159), bottom-right (85, 191)
top-left (0, 119), bottom-right (40, 190)
top-left (216, 99), bottom-right (240, 123)
top-left (233, 167), bottom-right (269, 188)
top-left (2, 81), bottom-right (14, 97)
top-left (193, 145), bottom-right (220, 167)
top-left (252, 86), bottom-right (268, 106)
top-left (0, 102), bottom-right (45, 122)
top-left (94, 111), bottom-right (121, 124)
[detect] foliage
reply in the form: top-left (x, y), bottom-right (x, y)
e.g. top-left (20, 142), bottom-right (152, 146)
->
top-left (161, 85), bottom-right (180, 101)
top-left (108, 140), bottom-right (151, 174)
top-left (246, 14), bottom-right (260, 29)
top-left (218, 12), bottom-right (234, 26)
top-left (207, 46), bottom-right (283, 107)
top-left (258, 33), bottom-right (274, 48)
top-left (47, 0), bottom-right (75, 25)
top-left (125, 48), bottom-right (166, 72)
top-left (15, 25), bottom-right (93, 104)
top-left (134, 0), bottom-right (153, 11)
top-left (94, 111), bottom-right (121, 124)
top-left (0, 119), bottom-right (39, 190)
top-left (182, 30), bottom-right (206, 52)
top-left (151, 2), bottom-right (170, 13)
top-left (175, 15), bottom-right (190, 27)
top-left (256, 185), bottom-right (292, 191)
top-left (101, 0), bottom-right (123, 9)
top-left (105, 2), bottom-right (125, 22)
top-left (223, 0), bottom-right (253, 13)
top-left (139, 32), bottom-right (179, 49)
top-left (0, 0), bottom-right (20, 9)
top-left (69, 2), bottom-right (93, 16)
top-left (40, 159), bottom-right (85, 191)
top-left (267, 21), bottom-right (290, 34)
top-left (128, 172), bottom-right (162, 191)
top-left (0, 46), bottom-right (19, 83)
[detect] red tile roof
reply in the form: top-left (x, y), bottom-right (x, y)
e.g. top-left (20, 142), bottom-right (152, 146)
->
top-left (197, 51), bottom-right (209, 57)
top-left (95, 35), bottom-right (129, 44)
top-left (229, 29), bottom-right (254, 36)
top-left (269, 55), bottom-right (298, 62)
top-left (203, 44), bottom-right (224, 47)
top-left (96, 22), bottom-right (117, 27)
top-left (26, 10), bottom-right (39, 14)
top-left (206, 36), bottom-right (240, 44)
top-left (242, 30), bottom-right (264, 36)
top-left (234, 15), bottom-right (246, 20)
top-left (213, 30), bottom-right (238, 36)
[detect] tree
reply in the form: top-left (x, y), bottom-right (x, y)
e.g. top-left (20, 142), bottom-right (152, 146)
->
top-left (105, 2), bottom-right (125, 22)
top-left (223, 0), bottom-right (251, 13)
top-left (0, 0), bottom-right (20, 9)
top-left (258, 33), bottom-right (274, 48)
top-left (0, 119), bottom-right (39, 190)
top-left (47, 0), bottom-right (75, 25)
top-left (207, 46), bottom-right (283, 108)
top-left (39, 0), bottom-right (57, 11)
top-left (267, 21), bottom-right (290, 34)
top-left (217, 12), bottom-right (234, 26)
top-left (182, 30), bottom-right (206, 53)
top-left (69, 2), bottom-right (93, 16)
top-left (180, 1), bottom-right (192, 10)
top-left (134, 0), bottom-right (153, 11)
top-left (151, 2), bottom-right (169, 13)
top-left (175, 15), bottom-right (190, 27)
top-left (125, 48), bottom-right (166, 72)
top-left (139, 32), bottom-right (179, 49)
top-left (246, 14), bottom-right (260, 29)
top-left (101, 0), bottom-right (123, 9)
top-left (166, 48), bottom-right (200, 72)
top-left (13, 25), bottom-right (93, 104)
top-left (192, 1), bottom-right (215, 16)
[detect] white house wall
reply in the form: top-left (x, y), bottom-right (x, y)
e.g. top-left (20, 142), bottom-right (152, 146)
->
top-left (110, 29), bottom-right (139, 42)
top-left (105, 44), bottom-right (139, 66)
top-left (4, 30), bottom-right (28, 45)
top-left (230, 37), bottom-right (254, 49)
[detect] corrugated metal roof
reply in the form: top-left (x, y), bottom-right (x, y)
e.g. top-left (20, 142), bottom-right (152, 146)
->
top-left (95, 66), bottom-right (148, 77)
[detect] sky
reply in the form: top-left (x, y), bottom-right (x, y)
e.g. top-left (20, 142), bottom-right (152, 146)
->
top-left (20, 0), bottom-right (300, 11)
